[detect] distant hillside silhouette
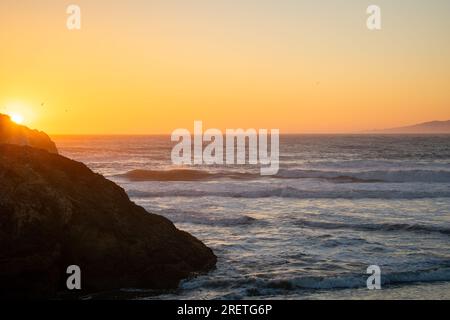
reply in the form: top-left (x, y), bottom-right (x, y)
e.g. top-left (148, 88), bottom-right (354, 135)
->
top-left (369, 120), bottom-right (450, 134)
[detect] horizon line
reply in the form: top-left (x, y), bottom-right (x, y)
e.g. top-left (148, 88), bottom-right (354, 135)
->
top-left (48, 132), bottom-right (450, 136)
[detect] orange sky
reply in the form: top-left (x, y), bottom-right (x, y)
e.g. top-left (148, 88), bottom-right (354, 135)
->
top-left (1, 0), bottom-right (449, 134)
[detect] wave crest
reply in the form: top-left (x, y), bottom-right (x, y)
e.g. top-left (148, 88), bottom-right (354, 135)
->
top-left (117, 168), bottom-right (450, 183)
top-left (117, 169), bottom-right (258, 181)
top-left (277, 169), bottom-right (450, 183)
top-left (294, 219), bottom-right (450, 236)
top-left (127, 187), bottom-right (450, 200)
top-left (182, 268), bottom-right (450, 292)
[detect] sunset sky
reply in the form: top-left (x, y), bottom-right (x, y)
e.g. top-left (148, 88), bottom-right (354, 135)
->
top-left (1, 0), bottom-right (449, 134)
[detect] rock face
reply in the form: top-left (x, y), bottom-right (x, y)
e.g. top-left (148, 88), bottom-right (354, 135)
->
top-left (0, 114), bottom-right (58, 153)
top-left (0, 144), bottom-right (216, 298)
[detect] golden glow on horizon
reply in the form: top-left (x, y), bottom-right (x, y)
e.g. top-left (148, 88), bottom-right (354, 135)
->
top-left (1, 1), bottom-right (450, 134)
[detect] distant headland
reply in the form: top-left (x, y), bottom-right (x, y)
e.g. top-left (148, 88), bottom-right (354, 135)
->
top-left (367, 120), bottom-right (450, 134)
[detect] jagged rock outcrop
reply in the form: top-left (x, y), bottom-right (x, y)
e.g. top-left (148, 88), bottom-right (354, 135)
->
top-left (0, 144), bottom-right (216, 298)
top-left (0, 114), bottom-right (58, 153)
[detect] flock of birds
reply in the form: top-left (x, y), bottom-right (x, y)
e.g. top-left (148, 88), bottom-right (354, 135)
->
top-left (0, 102), bottom-right (70, 114)
top-left (40, 101), bottom-right (70, 113)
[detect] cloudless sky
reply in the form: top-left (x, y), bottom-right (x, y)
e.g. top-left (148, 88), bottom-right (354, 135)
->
top-left (0, 0), bottom-right (449, 134)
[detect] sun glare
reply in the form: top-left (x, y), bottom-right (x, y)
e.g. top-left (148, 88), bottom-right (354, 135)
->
top-left (10, 113), bottom-right (24, 124)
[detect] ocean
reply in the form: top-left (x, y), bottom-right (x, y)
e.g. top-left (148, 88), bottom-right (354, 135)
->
top-left (52, 134), bottom-right (450, 300)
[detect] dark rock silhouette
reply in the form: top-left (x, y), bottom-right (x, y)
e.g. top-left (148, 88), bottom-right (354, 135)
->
top-left (0, 138), bottom-right (216, 298)
top-left (0, 114), bottom-right (58, 153)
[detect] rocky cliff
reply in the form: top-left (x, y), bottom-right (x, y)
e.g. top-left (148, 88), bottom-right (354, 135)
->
top-left (0, 137), bottom-right (216, 298)
top-left (0, 114), bottom-right (58, 153)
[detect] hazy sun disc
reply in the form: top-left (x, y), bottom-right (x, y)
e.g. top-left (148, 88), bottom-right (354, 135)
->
top-left (10, 113), bottom-right (24, 124)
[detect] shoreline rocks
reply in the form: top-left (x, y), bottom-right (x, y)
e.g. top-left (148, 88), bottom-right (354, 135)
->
top-left (0, 114), bottom-right (58, 153)
top-left (0, 118), bottom-right (216, 298)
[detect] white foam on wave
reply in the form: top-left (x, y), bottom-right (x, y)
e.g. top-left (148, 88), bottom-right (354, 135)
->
top-left (294, 219), bottom-right (450, 235)
top-left (272, 267), bottom-right (450, 290)
top-left (117, 167), bottom-right (450, 183)
top-left (127, 187), bottom-right (450, 199)
top-left (277, 169), bottom-right (450, 183)
top-left (180, 268), bottom-right (450, 292)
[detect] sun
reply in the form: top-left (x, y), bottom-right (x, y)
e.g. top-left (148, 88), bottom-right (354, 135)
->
top-left (4, 101), bottom-right (35, 126)
top-left (10, 113), bottom-right (24, 124)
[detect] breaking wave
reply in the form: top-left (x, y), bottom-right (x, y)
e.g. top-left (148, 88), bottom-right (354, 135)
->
top-left (118, 168), bottom-right (450, 183)
top-left (117, 169), bottom-right (258, 181)
top-left (127, 187), bottom-right (450, 199)
top-left (294, 219), bottom-right (450, 236)
top-left (277, 169), bottom-right (450, 183)
top-left (267, 268), bottom-right (450, 290)
top-left (181, 267), bottom-right (450, 292)
top-left (148, 208), bottom-right (260, 227)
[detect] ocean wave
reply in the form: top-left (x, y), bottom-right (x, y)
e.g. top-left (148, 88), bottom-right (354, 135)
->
top-left (277, 169), bottom-right (450, 183)
top-left (116, 169), bottom-right (258, 181)
top-left (267, 267), bottom-right (450, 290)
top-left (117, 168), bottom-right (450, 183)
top-left (144, 208), bottom-right (260, 227)
top-left (294, 219), bottom-right (450, 236)
top-left (170, 214), bottom-right (259, 227)
top-left (127, 187), bottom-right (450, 199)
top-left (182, 268), bottom-right (450, 292)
